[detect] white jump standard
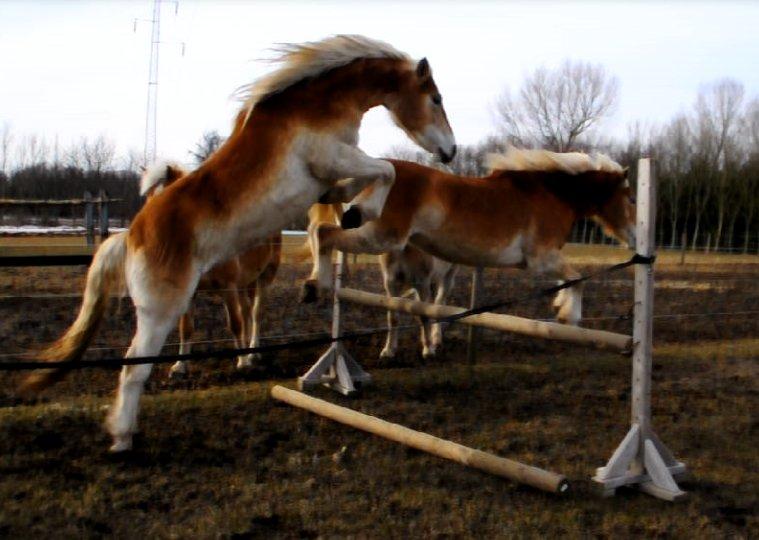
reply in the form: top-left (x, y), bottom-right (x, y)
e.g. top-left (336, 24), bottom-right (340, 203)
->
top-left (298, 249), bottom-right (371, 395)
top-left (593, 159), bottom-right (687, 501)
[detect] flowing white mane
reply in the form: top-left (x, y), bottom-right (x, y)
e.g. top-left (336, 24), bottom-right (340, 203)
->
top-left (237, 35), bottom-right (410, 121)
top-left (486, 147), bottom-right (624, 175)
top-left (139, 161), bottom-right (188, 196)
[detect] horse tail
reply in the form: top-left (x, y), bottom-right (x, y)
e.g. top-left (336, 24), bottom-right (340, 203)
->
top-left (19, 232), bottom-right (129, 395)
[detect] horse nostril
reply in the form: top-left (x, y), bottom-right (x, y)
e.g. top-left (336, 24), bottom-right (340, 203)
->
top-left (439, 146), bottom-right (455, 164)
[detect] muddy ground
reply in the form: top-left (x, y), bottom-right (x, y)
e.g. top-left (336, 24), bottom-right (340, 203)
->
top-left (0, 249), bottom-right (756, 537)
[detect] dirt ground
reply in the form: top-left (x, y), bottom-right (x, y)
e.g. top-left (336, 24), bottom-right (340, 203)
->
top-left (0, 243), bottom-right (756, 537)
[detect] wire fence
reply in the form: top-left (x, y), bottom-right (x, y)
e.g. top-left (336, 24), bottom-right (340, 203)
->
top-left (0, 241), bottom-right (755, 382)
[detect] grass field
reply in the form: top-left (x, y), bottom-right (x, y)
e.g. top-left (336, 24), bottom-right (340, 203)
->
top-left (0, 238), bottom-right (756, 537)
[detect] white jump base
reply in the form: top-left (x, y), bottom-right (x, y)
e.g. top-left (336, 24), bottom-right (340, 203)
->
top-left (272, 385), bottom-right (569, 494)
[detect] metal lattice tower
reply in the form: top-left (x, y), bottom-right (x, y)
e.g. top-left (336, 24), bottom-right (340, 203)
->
top-left (143, 0), bottom-right (161, 166)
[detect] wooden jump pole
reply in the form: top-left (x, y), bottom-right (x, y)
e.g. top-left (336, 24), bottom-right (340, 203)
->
top-left (593, 158), bottom-right (686, 501)
top-left (337, 287), bottom-right (632, 351)
top-left (271, 385), bottom-right (569, 494)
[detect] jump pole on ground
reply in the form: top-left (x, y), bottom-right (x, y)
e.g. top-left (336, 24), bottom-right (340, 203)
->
top-left (271, 385), bottom-right (569, 494)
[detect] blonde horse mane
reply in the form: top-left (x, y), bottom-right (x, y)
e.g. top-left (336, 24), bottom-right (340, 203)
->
top-left (139, 161), bottom-right (188, 196)
top-left (236, 35), bottom-right (410, 124)
top-left (486, 147), bottom-right (624, 176)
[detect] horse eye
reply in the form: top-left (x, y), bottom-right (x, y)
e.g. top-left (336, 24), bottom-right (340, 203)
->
top-left (431, 94), bottom-right (442, 106)
top-left (629, 196), bottom-right (636, 205)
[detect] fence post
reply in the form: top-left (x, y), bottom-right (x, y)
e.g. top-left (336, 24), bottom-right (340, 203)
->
top-left (679, 232), bottom-right (687, 265)
top-left (98, 188), bottom-right (110, 241)
top-left (593, 158), bottom-right (686, 501)
top-left (466, 267), bottom-right (484, 365)
top-left (84, 191), bottom-right (94, 247)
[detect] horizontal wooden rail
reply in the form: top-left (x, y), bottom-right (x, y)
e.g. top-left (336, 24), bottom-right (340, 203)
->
top-left (272, 385), bottom-right (568, 493)
top-left (0, 198), bottom-right (122, 206)
top-left (338, 287), bottom-right (632, 351)
top-left (0, 254), bottom-right (93, 267)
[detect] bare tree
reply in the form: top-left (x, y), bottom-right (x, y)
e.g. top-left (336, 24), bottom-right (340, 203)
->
top-left (657, 115), bottom-right (692, 247)
top-left (189, 130), bottom-right (225, 164)
top-left (739, 98), bottom-right (759, 252)
top-left (66, 135), bottom-right (116, 173)
top-left (496, 60), bottom-right (619, 151)
top-left (695, 79), bottom-right (745, 250)
top-left (1, 123), bottom-right (12, 175)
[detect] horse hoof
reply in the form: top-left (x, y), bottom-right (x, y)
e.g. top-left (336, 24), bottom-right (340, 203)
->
top-left (168, 369), bottom-right (187, 380)
top-left (109, 436), bottom-right (133, 453)
top-left (379, 348), bottom-right (396, 360)
top-left (300, 281), bottom-right (318, 303)
top-left (341, 206), bottom-right (362, 229)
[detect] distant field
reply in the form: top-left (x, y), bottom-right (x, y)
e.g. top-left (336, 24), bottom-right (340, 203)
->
top-left (0, 235), bottom-right (756, 536)
top-left (2, 233), bottom-right (757, 268)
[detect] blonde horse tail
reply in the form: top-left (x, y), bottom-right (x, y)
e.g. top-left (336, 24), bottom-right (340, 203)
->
top-left (19, 232), bottom-right (129, 395)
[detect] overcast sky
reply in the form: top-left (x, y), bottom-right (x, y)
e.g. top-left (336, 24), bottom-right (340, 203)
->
top-left (2, 0), bottom-right (759, 167)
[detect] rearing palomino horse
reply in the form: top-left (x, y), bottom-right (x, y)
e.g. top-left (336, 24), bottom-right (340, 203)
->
top-left (20, 35), bottom-right (455, 452)
top-left (304, 148), bottom-right (635, 326)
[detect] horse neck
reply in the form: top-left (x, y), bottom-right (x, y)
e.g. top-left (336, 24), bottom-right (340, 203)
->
top-left (250, 57), bottom-right (412, 132)
top-left (488, 169), bottom-right (591, 219)
top-left (539, 171), bottom-right (621, 219)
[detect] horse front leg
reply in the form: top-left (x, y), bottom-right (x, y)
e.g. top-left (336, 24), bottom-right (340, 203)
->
top-left (312, 143), bottom-right (395, 229)
top-left (528, 251), bottom-right (583, 326)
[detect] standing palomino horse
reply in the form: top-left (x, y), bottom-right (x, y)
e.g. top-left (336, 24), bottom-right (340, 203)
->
top-left (20, 35), bottom-right (455, 452)
top-left (306, 203), bottom-right (457, 359)
top-left (139, 162), bottom-right (281, 377)
top-left (304, 148), bottom-right (636, 326)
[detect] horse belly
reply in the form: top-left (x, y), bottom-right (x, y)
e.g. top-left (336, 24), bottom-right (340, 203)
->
top-left (410, 233), bottom-right (524, 268)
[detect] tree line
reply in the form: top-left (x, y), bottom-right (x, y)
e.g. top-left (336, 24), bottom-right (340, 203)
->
top-left (1, 61), bottom-right (757, 252)
top-left (0, 132), bottom-right (143, 225)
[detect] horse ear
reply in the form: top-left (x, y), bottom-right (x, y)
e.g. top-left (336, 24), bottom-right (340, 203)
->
top-left (623, 166), bottom-right (629, 179)
top-left (416, 57), bottom-right (430, 79)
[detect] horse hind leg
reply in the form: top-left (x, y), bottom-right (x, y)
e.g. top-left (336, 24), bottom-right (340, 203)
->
top-left (379, 270), bottom-right (405, 359)
top-left (237, 285), bottom-right (261, 369)
top-left (430, 268), bottom-right (456, 354)
top-left (168, 309), bottom-right (194, 378)
top-left (416, 282), bottom-right (436, 359)
top-left (106, 307), bottom-right (179, 452)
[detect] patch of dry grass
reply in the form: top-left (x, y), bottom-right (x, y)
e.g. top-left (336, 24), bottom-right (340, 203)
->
top-left (0, 348), bottom-right (756, 537)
